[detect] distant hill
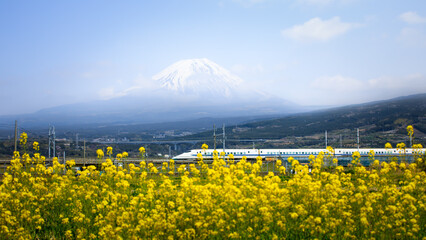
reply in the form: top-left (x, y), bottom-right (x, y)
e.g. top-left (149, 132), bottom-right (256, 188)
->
top-left (185, 93), bottom-right (426, 148)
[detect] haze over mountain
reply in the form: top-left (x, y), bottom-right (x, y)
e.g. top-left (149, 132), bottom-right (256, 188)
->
top-left (0, 59), bottom-right (305, 129)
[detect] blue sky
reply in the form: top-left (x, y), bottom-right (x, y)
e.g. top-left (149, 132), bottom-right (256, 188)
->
top-left (1, 0), bottom-right (426, 115)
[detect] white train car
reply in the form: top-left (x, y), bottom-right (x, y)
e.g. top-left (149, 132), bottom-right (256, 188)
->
top-left (173, 148), bottom-right (425, 160)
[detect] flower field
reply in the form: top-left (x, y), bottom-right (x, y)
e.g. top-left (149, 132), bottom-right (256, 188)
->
top-left (0, 135), bottom-right (425, 239)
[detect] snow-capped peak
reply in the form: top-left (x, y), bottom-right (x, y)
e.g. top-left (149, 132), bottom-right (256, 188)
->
top-left (152, 58), bottom-right (243, 97)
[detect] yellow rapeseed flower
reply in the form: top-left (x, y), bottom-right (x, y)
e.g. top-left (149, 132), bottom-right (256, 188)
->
top-left (19, 132), bottom-right (28, 145)
top-left (385, 142), bottom-right (392, 149)
top-left (33, 141), bottom-right (39, 151)
top-left (96, 149), bottom-right (104, 159)
top-left (201, 143), bottom-right (208, 151)
top-left (107, 146), bottom-right (113, 156)
top-left (406, 125), bottom-right (413, 136)
top-left (2, 138), bottom-right (426, 239)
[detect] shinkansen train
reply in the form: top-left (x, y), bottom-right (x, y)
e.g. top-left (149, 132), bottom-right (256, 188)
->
top-left (173, 148), bottom-right (425, 160)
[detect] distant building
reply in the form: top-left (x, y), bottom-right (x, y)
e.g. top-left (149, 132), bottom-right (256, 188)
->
top-left (153, 134), bottom-right (165, 139)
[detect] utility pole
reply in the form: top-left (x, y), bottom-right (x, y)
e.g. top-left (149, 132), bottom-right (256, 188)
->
top-left (48, 126), bottom-right (51, 158)
top-left (76, 133), bottom-right (79, 149)
top-left (53, 126), bottom-right (56, 158)
top-left (325, 130), bottom-right (328, 148)
top-left (357, 128), bottom-right (360, 150)
top-left (83, 139), bottom-right (86, 167)
top-left (14, 120), bottom-right (17, 152)
top-left (213, 124), bottom-right (217, 150)
top-left (48, 125), bottom-right (56, 158)
top-left (222, 124), bottom-right (226, 154)
top-left (340, 134), bottom-right (342, 148)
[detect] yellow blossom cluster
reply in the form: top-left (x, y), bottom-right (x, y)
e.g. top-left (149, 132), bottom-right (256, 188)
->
top-left (19, 132), bottom-right (28, 146)
top-left (107, 146), bottom-right (113, 156)
top-left (0, 146), bottom-right (425, 239)
top-left (33, 141), bottom-right (39, 151)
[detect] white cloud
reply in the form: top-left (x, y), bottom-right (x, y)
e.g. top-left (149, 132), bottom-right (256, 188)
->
top-left (232, 0), bottom-right (267, 7)
top-left (307, 74), bottom-right (426, 105)
top-left (231, 63), bottom-right (264, 74)
top-left (399, 11), bottom-right (426, 24)
top-left (282, 17), bottom-right (359, 41)
top-left (297, 0), bottom-right (334, 5)
top-left (296, 0), bottom-right (356, 6)
top-left (368, 74), bottom-right (426, 90)
top-left (98, 87), bottom-right (115, 100)
top-left (311, 75), bottom-right (364, 91)
top-left (234, 0), bottom-right (354, 6)
top-left (231, 64), bottom-right (247, 73)
top-left (313, 74), bottom-right (426, 91)
top-left (98, 86), bottom-right (143, 100)
top-left (398, 27), bottom-right (426, 47)
top-left (97, 74), bottom-right (161, 100)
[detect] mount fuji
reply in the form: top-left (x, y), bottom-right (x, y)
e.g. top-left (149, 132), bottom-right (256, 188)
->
top-left (0, 58), bottom-right (306, 130)
top-left (153, 58), bottom-right (243, 98)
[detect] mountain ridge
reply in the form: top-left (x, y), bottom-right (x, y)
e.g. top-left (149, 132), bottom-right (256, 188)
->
top-left (182, 93), bottom-right (426, 148)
